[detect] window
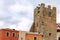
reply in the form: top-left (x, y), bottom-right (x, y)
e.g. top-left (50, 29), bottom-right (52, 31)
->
top-left (6, 32), bottom-right (9, 37)
top-left (49, 33), bottom-right (51, 36)
top-left (38, 32), bottom-right (40, 34)
top-left (38, 11), bottom-right (40, 13)
top-left (42, 35), bottom-right (43, 37)
top-left (42, 22), bottom-right (44, 25)
top-left (38, 11), bottom-right (40, 16)
top-left (37, 7), bottom-right (40, 10)
top-left (12, 33), bottom-right (15, 37)
top-left (21, 37), bottom-right (23, 40)
top-left (34, 37), bottom-right (37, 40)
top-left (18, 34), bottom-right (19, 37)
top-left (58, 37), bottom-right (60, 40)
top-left (48, 12), bottom-right (52, 16)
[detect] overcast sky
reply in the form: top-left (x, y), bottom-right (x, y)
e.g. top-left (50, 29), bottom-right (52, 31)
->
top-left (0, 0), bottom-right (60, 31)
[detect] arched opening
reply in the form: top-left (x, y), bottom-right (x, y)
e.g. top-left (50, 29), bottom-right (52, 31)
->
top-left (58, 37), bottom-right (60, 40)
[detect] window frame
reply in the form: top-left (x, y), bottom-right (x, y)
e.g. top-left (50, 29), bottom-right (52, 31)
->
top-left (48, 12), bottom-right (52, 17)
top-left (34, 37), bottom-right (37, 40)
top-left (12, 32), bottom-right (15, 37)
top-left (6, 32), bottom-right (10, 37)
top-left (49, 33), bottom-right (51, 36)
top-left (21, 37), bottom-right (23, 40)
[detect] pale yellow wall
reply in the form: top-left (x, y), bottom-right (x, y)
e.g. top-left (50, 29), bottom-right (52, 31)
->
top-left (57, 32), bottom-right (60, 40)
top-left (19, 31), bottom-right (26, 40)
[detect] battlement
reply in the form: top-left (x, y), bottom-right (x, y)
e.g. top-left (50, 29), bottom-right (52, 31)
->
top-left (36, 3), bottom-right (56, 10)
top-left (41, 3), bottom-right (45, 6)
top-left (52, 7), bottom-right (56, 10)
top-left (48, 5), bottom-right (51, 9)
top-left (30, 3), bottom-right (57, 40)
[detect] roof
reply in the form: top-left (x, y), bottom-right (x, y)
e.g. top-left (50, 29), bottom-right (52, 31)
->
top-left (57, 23), bottom-right (60, 32)
top-left (19, 30), bottom-right (42, 35)
top-left (0, 28), bottom-right (19, 32)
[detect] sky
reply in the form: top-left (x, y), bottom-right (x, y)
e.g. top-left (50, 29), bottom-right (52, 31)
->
top-left (0, 0), bottom-right (60, 31)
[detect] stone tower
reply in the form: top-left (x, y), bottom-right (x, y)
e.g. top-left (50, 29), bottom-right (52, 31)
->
top-left (30, 3), bottom-right (57, 40)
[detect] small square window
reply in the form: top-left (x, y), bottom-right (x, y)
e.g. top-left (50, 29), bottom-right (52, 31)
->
top-left (38, 32), bottom-right (40, 34)
top-left (48, 12), bottom-right (52, 16)
top-left (49, 33), bottom-right (51, 36)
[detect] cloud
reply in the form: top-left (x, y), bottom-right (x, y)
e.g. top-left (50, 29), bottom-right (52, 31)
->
top-left (0, 0), bottom-right (60, 31)
top-left (0, 0), bottom-right (34, 31)
top-left (7, 17), bottom-right (33, 31)
top-left (17, 17), bottom-right (33, 31)
top-left (8, 2), bottom-right (33, 15)
top-left (0, 21), bottom-right (4, 26)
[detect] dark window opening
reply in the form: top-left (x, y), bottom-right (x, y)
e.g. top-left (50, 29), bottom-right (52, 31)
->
top-left (21, 37), bottom-right (23, 40)
top-left (42, 35), bottom-right (43, 37)
top-left (58, 37), bottom-right (60, 40)
top-left (13, 33), bottom-right (15, 37)
top-left (38, 11), bottom-right (40, 16)
top-left (57, 29), bottom-right (60, 32)
top-left (6, 32), bottom-right (9, 37)
top-left (18, 34), bottom-right (19, 37)
top-left (13, 29), bottom-right (15, 30)
top-left (38, 32), bottom-right (40, 34)
top-left (48, 12), bottom-right (52, 16)
top-left (49, 33), bottom-right (51, 36)
top-left (38, 11), bottom-right (40, 13)
top-left (34, 37), bottom-right (37, 40)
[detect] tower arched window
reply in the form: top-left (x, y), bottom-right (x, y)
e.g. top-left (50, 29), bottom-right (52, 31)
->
top-left (48, 12), bottom-right (52, 16)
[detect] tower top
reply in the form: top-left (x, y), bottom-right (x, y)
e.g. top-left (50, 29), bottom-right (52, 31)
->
top-left (53, 7), bottom-right (56, 10)
top-left (48, 5), bottom-right (51, 9)
top-left (41, 3), bottom-right (45, 7)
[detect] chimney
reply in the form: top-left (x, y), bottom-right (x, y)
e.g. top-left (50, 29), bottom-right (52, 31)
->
top-left (13, 29), bottom-right (15, 30)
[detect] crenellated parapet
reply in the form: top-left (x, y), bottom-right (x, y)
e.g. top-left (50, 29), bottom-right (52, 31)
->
top-left (30, 3), bottom-right (57, 40)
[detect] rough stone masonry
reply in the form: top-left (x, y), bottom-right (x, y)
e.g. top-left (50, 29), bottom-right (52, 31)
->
top-left (30, 3), bottom-right (57, 40)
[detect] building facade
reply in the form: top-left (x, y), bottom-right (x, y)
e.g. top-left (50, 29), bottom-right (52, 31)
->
top-left (30, 3), bottom-right (57, 40)
top-left (57, 24), bottom-right (60, 40)
top-left (0, 28), bottom-right (19, 40)
top-left (57, 29), bottom-right (60, 40)
top-left (19, 31), bottom-right (43, 40)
